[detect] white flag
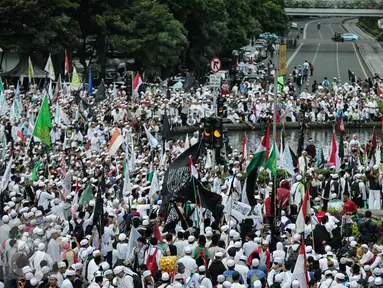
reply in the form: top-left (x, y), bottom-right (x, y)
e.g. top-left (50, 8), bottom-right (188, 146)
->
top-left (144, 126), bottom-right (158, 148)
top-left (44, 54), bottom-right (55, 81)
top-left (149, 171), bottom-right (160, 198)
top-left (126, 227), bottom-right (141, 258)
top-left (55, 102), bottom-right (61, 125)
top-left (62, 171), bottom-right (73, 198)
top-left (282, 142), bottom-right (295, 176)
top-left (184, 133), bottom-right (190, 149)
top-left (1, 157), bottom-right (13, 192)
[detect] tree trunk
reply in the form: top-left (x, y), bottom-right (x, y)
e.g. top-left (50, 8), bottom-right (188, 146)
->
top-left (96, 34), bottom-right (107, 80)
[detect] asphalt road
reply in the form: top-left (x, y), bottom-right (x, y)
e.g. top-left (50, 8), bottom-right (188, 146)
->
top-left (285, 17), bottom-right (370, 88)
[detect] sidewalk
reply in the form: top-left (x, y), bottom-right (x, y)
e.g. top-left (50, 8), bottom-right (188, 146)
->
top-left (343, 19), bottom-right (383, 77)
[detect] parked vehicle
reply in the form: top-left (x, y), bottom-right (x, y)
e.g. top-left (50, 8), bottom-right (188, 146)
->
top-left (259, 32), bottom-right (279, 40)
top-left (342, 33), bottom-right (359, 41)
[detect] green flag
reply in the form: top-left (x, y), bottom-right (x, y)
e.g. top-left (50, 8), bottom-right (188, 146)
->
top-left (265, 140), bottom-right (277, 176)
top-left (32, 94), bottom-right (52, 147)
top-left (277, 76), bottom-right (284, 93)
top-left (79, 184), bottom-right (93, 207)
top-left (31, 160), bottom-right (42, 181)
top-left (0, 76), bottom-right (3, 94)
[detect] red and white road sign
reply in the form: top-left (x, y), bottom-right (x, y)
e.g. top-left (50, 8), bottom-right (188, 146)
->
top-left (210, 57), bottom-right (221, 73)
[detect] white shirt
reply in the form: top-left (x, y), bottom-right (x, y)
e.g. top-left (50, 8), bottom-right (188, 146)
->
top-left (61, 278), bottom-right (74, 288)
top-left (242, 241), bottom-right (258, 258)
top-left (178, 255), bottom-right (197, 277)
top-left (37, 191), bottom-right (55, 210)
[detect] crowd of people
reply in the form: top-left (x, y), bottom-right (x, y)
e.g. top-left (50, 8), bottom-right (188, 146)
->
top-left (0, 67), bottom-right (382, 288)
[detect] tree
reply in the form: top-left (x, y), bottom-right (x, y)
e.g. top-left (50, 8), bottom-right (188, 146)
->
top-left (0, 0), bottom-right (80, 53)
top-left (108, 0), bottom-right (188, 75)
top-left (248, 0), bottom-right (288, 34)
top-left (223, 0), bottom-right (262, 55)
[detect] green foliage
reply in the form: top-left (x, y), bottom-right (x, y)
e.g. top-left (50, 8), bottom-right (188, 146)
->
top-left (257, 168), bottom-right (290, 186)
top-left (0, 0), bottom-right (289, 75)
top-left (377, 101), bottom-right (383, 113)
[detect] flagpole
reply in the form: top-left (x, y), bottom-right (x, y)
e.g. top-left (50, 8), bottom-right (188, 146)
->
top-left (272, 45), bottom-right (279, 228)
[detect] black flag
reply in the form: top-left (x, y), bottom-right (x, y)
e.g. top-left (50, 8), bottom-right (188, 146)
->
top-left (93, 188), bottom-right (104, 236)
top-left (160, 143), bottom-right (201, 213)
top-left (95, 80), bottom-right (107, 102)
top-left (193, 180), bottom-right (222, 212)
top-left (163, 202), bottom-right (184, 233)
top-left (182, 75), bottom-right (198, 92)
top-left (162, 110), bottom-right (170, 140)
top-left (297, 123), bottom-right (305, 157)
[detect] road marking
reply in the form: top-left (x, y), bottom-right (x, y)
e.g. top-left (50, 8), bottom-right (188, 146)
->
top-left (312, 43), bottom-right (320, 64)
top-left (336, 43), bottom-right (341, 83)
top-left (318, 30), bottom-right (323, 40)
top-left (306, 43), bottom-right (320, 85)
top-left (286, 43), bottom-right (304, 67)
top-left (352, 43), bottom-right (368, 79)
top-left (329, 23), bottom-right (334, 35)
top-left (303, 20), bottom-right (316, 40)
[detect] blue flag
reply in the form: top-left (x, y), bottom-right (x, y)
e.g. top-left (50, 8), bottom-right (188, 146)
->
top-left (316, 143), bottom-right (321, 169)
top-left (88, 67), bottom-right (93, 95)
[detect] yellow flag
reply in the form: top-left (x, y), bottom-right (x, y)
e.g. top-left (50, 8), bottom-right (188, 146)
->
top-left (44, 54), bottom-right (55, 81)
top-left (28, 57), bottom-right (34, 83)
top-left (71, 66), bottom-right (81, 90)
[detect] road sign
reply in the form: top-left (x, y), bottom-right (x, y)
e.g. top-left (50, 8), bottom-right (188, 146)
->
top-left (279, 44), bottom-right (287, 76)
top-left (209, 74), bottom-right (221, 88)
top-left (210, 57), bottom-right (221, 73)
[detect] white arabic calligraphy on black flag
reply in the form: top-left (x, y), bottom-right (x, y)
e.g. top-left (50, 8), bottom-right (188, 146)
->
top-left (160, 143), bottom-right (200, 213)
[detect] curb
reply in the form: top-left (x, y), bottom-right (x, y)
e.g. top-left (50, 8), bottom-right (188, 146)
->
top-left (341, 19), bottom-right (375, 77)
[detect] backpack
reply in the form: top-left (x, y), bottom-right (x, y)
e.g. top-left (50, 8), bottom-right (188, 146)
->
top-left (323, 80), bottom-right (329, 87)
top-left (196, 247), bottom-right (208, 267)
top-left (350, 181), bottom-right (360, 199)
top-left (287, 244), bottom-right (300, 271)
top-left (127, 273), bottom-right (143, 288)
top-left (146, 248), bottom-right (158, 276)
top-left (72, 219), bottom-right (84, 241)
top-left (292, 70), bottom-right (297, 76)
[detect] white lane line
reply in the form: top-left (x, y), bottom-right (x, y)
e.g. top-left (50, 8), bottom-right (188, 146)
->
top-left (318, 30), bottom-right (323, 40)
top-left (312, 43), bottom-right (320, 64)
top-left (329, 23), bottom-right (334, 35)
top-left (352, 43), bottom-right (368, 79)
top-left (286, 43), bottom-right (304, 67)
top-left (303, 20), bottom-right (316, 40)
top-left (305, 43), bottom-right (320, 85)
top-left (336, 43), bottom-right (341, 82)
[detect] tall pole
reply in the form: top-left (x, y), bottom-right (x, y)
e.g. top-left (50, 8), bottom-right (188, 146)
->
top-left (273, 47), bottom-right (279, 226)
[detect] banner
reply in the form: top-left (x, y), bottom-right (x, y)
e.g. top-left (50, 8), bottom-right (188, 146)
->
top-left (279, 45), bottom-right (287, 76)
top-left (228, 199), bottom-right (252, 222)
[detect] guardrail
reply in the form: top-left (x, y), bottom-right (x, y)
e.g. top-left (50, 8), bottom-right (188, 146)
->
top-left (285, 8), bottom-right (383, 17)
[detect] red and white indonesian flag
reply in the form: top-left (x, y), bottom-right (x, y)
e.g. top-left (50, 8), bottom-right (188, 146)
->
top-left (189, 157), bottom-right (198, 179)
top-left (329, 130), bottom-right (341, 171)
top-left (296, 189), bottom-right (311, 234)
top-left (292, 239), bottom-right (309, 288)
top-left (242, 132), bottom-right (247, 160)
top-left (17, 130), bottom-right (26, 142)
top-left (108, 128), bottom-right (124, 156)
top-left (133, 72), bottom-right (142, 94)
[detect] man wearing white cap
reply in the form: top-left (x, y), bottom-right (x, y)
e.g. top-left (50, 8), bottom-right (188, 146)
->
top-left (113, 266), bottom-right (133, 287)
top-left (62, 269), bottom-right (76, 288)
top-left (360, 244), bottom-right (374, 265)
top-left (57, 262), bottom-right (67, 286)
top-left (290, 175), bottom-right (304, 209)
top-left (179, 246), bottom-right (198, 277)
top-left (29, 242), bottom-right (53, 270)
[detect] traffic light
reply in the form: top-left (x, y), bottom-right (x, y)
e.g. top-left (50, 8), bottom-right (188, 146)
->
top-left (203, 117), bottom-right (214, 149)
top-left (217, 96), bottom-right (225, 117)
top-left (213, 118), bottom-right (223, 148)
